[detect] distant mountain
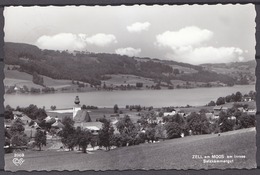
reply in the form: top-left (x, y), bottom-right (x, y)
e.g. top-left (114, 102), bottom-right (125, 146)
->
top-left (4, 42), bottom-right (251, 87)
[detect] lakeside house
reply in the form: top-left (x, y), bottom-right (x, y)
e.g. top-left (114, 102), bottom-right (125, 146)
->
top-left (163, 109), bottom-right (176, 117)
top-left (213, 106), bottom-right (228, 116)
top-left (243, 96), bottom-right (253, 102)
top-left (246, 108), bottom-right (256, 115)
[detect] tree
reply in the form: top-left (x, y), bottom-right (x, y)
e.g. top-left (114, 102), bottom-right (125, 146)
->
top-left (10, 119), bottom-right (25, 135)
top-left (23, 85), bottom-right (29, 93)
top-left (238, 113), bottom-right (255, 129)
top-left (225, 95), bottom-right (232, 103)
top-left (32, 72), bottom-right (44, 86)
top-left (4, 107), bottom-right (14, 120)
top-left (90, 138), bottom-right (97, 150)
top-left (235, 91), bottom-right (242, 102)
top-left (116, 115), bottom-right (137, 136)
top-left (20, 104), bottom-right (47, 121)
top-left (58, 116), bottom-right (77, 150)
top-left (99, 118), bottom-right (114, 150)
top-left (77, 128), bottom-right (92, 153)
top-left (249, 91), bottom-right (256, 101)
top-left (114, 104), bottom-right (119, 113)
top-left (187, 112), bottom-right (210, 135)
top-left (10, 133), bottom-right (29, 147)
top-left (34, 130), bottom-right (46, 151)
top-left (173, 69), bottom-right (180, 76)
top-left (112, 133), bottom-right (124, 147)
top-left (218, 111), bottom-right (235, 132)
top-left (81, 104), bottom-right (87, 110)
top-left (216, 97), bottom-right (225, 106)
top-left (136, 82), bottom-right (143, 88)
top-left (165, 122), bottom-right (182, 139)
top-left (145, 127), bottom-right (156, 142)
top-left (50, 105), bottom-right (56, 110)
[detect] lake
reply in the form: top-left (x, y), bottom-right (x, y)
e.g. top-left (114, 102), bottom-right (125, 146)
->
top-left (4, 85), bottom-right (255, 109)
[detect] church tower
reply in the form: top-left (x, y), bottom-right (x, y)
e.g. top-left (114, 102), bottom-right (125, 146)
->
top-left (73, 96), bottom-right (81, 119)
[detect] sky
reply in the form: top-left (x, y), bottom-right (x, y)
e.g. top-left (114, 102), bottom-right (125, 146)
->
top-left (4, 5), bottom-right (256, 65)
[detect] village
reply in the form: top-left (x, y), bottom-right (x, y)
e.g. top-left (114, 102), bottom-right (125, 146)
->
top-left (4, 90), bottom-right (256, 154)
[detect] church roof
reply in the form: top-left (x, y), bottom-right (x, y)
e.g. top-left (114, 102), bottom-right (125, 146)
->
top-left (74, 110), bottom-right (92, 122)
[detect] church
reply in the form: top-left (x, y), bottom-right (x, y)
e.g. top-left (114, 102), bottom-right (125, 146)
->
top-left (47, 96), bottom-right (102, 134)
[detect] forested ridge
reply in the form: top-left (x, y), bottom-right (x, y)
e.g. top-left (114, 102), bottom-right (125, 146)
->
top-left (4, 42), bottom-right (247, 86)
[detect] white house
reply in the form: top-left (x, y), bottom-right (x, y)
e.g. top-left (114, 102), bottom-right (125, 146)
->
top-left (163, 110), bottom-right (176, 117)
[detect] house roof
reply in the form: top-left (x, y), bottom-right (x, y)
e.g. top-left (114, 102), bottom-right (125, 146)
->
top-left (52, 121), bottom-right (64, 128)
top-left (213, 106), bottom-right (222, 110)
top-left (14, 113), bottom-right (31, 124)
top-left (75, 122), bottom-right (103, 130)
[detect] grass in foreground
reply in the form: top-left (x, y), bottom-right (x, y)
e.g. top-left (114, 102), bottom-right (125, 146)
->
top-left (5, 128), bottom-right (256, 171)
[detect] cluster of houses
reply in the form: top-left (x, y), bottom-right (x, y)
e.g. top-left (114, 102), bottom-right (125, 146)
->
top-left (143, 103), bottom-right (256, 126)
top-left (5, 95), bottom-right (256, 142)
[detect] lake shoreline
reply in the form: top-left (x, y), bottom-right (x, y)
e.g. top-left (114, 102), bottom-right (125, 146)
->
top-left (5, 83), bottom-right (255, 96)
top-left (4, 85), bottom-right (255, 109)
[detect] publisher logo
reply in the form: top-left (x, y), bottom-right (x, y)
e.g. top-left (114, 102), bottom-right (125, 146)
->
top-left (12, 153), bottom-right (25, 166)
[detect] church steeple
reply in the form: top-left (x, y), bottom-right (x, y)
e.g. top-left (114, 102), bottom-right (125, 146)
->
top-left (73, 96), bottom-right (81, 119)
top-left (74, 96), bottom-right (80, 105)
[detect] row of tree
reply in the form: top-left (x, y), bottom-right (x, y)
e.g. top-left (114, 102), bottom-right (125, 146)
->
top-left (208, 91), bottom-right (256, 106)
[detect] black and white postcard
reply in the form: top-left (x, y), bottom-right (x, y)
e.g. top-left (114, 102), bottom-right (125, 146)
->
top-left (3, 4), bottom-right (257, 171)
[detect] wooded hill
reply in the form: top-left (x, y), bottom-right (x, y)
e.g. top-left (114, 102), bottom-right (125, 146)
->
top-left (4, 42), bottom-right (253, 86)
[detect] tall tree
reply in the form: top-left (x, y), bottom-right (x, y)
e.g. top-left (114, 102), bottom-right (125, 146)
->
top-left (99, 118), bottom-right (114, 150)
top-left (165, 122), bottom-right (182, 139)
top-left (114, 104), bottom-right (119, 113)
top-left (58, 116), bottom-right (77, 150)
top-left (77, 128), bottom-right (92, 153)
top-left (216, 97), bottom-right (225, 106)
top-left (34, 130), bottom-right (46, 151)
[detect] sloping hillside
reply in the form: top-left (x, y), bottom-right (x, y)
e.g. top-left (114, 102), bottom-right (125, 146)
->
top-left (4, 67), bottom-right (73, 90)
top-left (201, 60), bottom-right (256, 85)
top-left (4, 42), bottom-right (244, 87)
top-left (5, 128), bottom-right (256, 171)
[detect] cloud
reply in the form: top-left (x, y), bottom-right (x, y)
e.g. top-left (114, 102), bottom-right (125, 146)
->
top-left (165, 46), bottom-right (244, 65)
top-left (155, 26), bottom-right (244, 64)
top-left (36, 33), bottom-right (117, 51)
top-left (115, 47), bottom-right (141, 57)
top-left (85, 33), bottom-right (117, 47)
top-left (155, 26), bottom-right (213, 49)
top-left (36, 33), bottom-right (87, 51)
top-left (127, 22), bottom-right (151, 33)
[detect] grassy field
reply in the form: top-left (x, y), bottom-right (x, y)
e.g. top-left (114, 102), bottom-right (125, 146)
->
top-left (102, 74), bottom-right (155, 87)
top-left (4, 68), bottom-right (73, 90)
top-left (5, 128), bottom-right (256, 171)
